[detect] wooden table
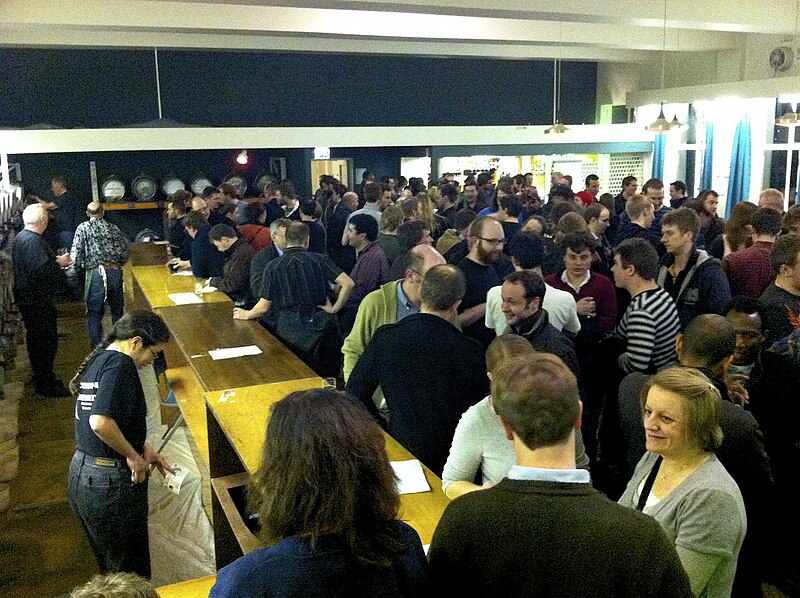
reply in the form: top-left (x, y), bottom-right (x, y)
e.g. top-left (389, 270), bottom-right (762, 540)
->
top-left (158, 302), bottom-right (316, 392)
top-left (125, 241), bottom-right (169, 307)
top-left (204, 381), bottom-right (450, 568)
top-left (131, 265), bottom-right (231, 311)
top-left (156, 574), bottom-right (216, 597)
top-left (129, 241), bottom-right (169, 265)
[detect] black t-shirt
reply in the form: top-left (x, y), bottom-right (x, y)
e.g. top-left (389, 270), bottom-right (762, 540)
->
top-left (74, 350), bottom-right (147, 460)
top-left (439, 206), bottom-right (457, 229)
top-left (51, 191), bottom-right (82, 232)
top-left (11, 229), bottom-right (61, 306)
top-left (456, 257), bottom-right (501, 348)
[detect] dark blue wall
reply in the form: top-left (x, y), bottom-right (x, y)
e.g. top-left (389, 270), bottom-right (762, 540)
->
top-left (10, 148), bottom-right (310, 238)
top-left (2, 48), bottom-right (597, 128)
top-left (4, 47), bottom-right (597, 235)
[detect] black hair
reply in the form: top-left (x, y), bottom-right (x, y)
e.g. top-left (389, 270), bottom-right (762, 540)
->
top-left (349, 213), bottom-right (379, 242)
top-left (507, 232), bottom-right (544, 269)
top-left (69, 311), bottom-right (171, 394)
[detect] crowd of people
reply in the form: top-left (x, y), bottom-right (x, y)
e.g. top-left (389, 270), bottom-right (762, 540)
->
top-left (16, 168), bottom-right (800, 596)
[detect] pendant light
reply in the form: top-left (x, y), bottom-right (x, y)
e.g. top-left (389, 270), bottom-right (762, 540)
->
top-left (545, 59), bottom-right (569, 134)
top-left (647, 0), bottom-right (684, 132)
top-left (776, 2), bottom-right (800, 127)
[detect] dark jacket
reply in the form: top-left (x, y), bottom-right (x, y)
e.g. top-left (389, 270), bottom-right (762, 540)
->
top-left (346, 313), bottom-right (488, 476)
top-left (429, 478), bottom-right (692, 598)
top-left (249, 244), bottom-right (280, 299)
top-left (512, 309), bottom-right (581, 381)
top-left (615, 221), bottom-right (665, 257)
top-left (210, 238), bottom-right (256, 305)
top-left (190, 224), bottom-right (226, 279)
top-left (657, 249), bottom-right (731, 331)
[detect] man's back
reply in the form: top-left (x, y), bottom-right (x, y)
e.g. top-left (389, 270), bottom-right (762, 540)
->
top-left (346, 313), bottom-right (488, 475)
top-left (616, 221), bottom-right (665, 257)
top-left (12, 229), bottom-right (60, 305)
top-left (261, 247), bottom-right (340, 312)
top-left (428, 478), bottom-right (691, 597)
top-left (724, 241), bottom-right (774, 298)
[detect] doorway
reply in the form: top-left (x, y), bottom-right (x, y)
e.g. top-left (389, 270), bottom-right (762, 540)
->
top-left (311, 159), bottom-right (352, 191)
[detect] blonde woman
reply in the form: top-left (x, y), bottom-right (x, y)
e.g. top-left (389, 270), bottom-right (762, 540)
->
top-left (618, 367), bottom-right (746, 598)
top-left (378, 205), bottom-right (404, 265)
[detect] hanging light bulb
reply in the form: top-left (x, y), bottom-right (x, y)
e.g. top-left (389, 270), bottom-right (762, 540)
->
top-left (669, 113), bottom-right (687, 131)
top-left (236, 150), bottom-right (249, 165)
top-left (647, 0), bottom-right (673, 134)
top-left (545, 59), bottom-right (569, 134)
top-left (647, 103), bottom-right (673, 133)
top-left (545, 121), bottom-right (569, 134)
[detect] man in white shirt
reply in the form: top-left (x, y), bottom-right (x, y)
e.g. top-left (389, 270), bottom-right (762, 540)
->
top-left (485, 231), bottom-right (580, 335)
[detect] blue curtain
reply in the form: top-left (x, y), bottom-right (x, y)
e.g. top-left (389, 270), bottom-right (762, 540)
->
top-left (652, 133), bottom-right (666, 180)
top-left (727, 115), bottom-right (752, 218)
top-left (701, 122), bottom-right (714, 191)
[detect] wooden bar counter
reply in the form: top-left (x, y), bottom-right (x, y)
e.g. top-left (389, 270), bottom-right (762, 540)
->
top-left (131, 265), bottom-right (231, 311)
top-left (157, 302), bottom-right (316, 392)
top-left (205, 382), bottom-right (450, 568)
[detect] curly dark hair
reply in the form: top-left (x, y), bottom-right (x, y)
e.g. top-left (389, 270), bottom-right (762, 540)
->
top-left (248, 389), bottom-right (405, 568)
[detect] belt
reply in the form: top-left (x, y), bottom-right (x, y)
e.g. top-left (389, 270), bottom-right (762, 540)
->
top-left (76, 450), bottom-right (126, 468)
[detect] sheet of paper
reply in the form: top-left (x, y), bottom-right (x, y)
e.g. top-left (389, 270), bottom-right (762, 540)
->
top-left (201, 285), bottom-right (217, 293)
top-left (423, 544), bottom-right (430, 555)
top-left (390, 459), bottom-right (431, 495)
top-left (168, 292), bottom-right (204, 305)
top-left (208, 345), bottom-right (263, 360)
top-left (171, 270), bottom-right (194, 277)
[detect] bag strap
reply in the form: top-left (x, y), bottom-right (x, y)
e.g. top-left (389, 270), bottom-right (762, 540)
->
top-left (636, 455), bottom-right (663, 512)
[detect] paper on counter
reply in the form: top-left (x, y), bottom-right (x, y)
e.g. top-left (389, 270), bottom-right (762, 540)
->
top-left (209, 345), bottom-right (263, 360)
top-left (390, 459), bottom-right (431, 495)
top-left (168, 292), bottom-right (204, 305)
top-left (200, 285), bottom-right (217, 293)
top-left (171, 270), bottom-right (194, 277)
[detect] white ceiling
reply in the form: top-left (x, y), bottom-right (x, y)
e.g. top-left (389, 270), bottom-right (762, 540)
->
top-left (0, 0), bottom-right (792, 62)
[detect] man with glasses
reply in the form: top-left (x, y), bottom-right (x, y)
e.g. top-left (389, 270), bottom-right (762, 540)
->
top-left (343, 245), bottom-right (446, 408)
top-left (456, 216), bottom-right (505, 348)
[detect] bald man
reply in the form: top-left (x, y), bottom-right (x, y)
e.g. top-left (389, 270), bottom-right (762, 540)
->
top-left (12, 204), bottom-right (73, 396)
top-left (71, 201), bottom-right (131, 346)
top-left (343, 244), bottom-right (447, 395)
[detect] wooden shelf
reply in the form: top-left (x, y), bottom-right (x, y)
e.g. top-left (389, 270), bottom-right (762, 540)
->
top-left (103, 201), bottom-right (165, 210)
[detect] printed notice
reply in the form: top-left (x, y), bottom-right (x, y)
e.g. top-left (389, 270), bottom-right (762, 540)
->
top-left (390, 460), bottom-right (431, 495)
top-left (168, 292), bottom-right (204, 305)
top-left (209, 345), bottom-right (263, 360)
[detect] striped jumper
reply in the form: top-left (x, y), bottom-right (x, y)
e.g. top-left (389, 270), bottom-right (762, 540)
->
top-left (616, 288), bottom-right (680, 374)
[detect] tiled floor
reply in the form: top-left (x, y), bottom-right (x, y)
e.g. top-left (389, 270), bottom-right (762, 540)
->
top-left (0, 302), bottom-right (98, 598)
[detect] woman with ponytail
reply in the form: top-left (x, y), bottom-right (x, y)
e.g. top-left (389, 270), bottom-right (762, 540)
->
top-left (67, 310), bottom-right (174, 579)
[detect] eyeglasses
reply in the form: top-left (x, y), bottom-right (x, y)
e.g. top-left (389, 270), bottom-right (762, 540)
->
top-left (477, 236), bottom-right (505, 247)
top-left (147, 346), bottom-right (161, 359)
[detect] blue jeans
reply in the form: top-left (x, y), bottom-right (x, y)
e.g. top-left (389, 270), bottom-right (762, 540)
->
top-left (67, 451), bottom-right (151, 578)
top-left (86, 267), bottom-right (124, 347)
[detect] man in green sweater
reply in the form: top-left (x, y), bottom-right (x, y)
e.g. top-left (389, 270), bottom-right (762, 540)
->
top-left (342, 244), bottom-right (445, 386)
top-left (428, 352), bottom-right (692, 597)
